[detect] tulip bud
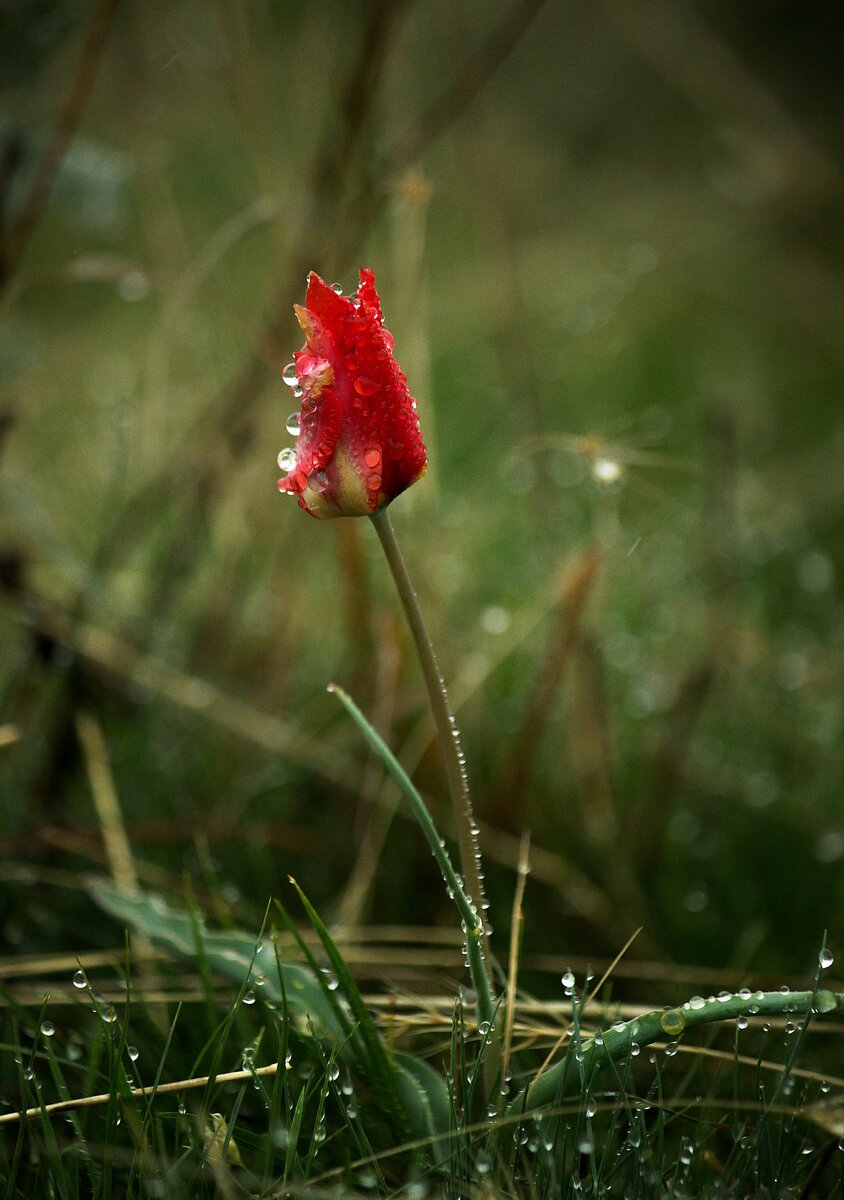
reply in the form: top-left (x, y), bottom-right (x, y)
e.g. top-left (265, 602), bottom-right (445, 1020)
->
top-left (277, 269), bottom-right (427, 518)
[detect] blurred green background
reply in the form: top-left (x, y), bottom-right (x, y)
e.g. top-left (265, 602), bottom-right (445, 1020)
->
top-left (1, 0), bottom-right (842, 984)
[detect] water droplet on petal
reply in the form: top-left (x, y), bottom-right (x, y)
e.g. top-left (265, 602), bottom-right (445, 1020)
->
top-left (354, 376), bottom-right (379, 397)
top-left (277, 448), bottom-right (297, 472)
top-left (363, 447), bottom-right (382, 469)
top-left (308, 470), bottom-right (329, 493)
top-left (292, 385), bottom-right (303, 399)
top-left (330, 282), bottom-right (344, 294)
top-left (285, 413), bottom-right (301, 437)
top-left (282, 363), bottom-right (298, 387)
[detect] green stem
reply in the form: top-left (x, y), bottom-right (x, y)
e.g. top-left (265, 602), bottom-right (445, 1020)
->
top-left (327, 683), bottom-right (494, 1030)
top-left (511, 988), bottom-right (844, 1115)
top-left (369, 508), bottom-right (490, 951)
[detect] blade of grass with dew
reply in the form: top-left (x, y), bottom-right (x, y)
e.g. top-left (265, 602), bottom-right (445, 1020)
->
top-left (288, 876), bottom-right (426, 1144)
top-left (284, 1082), bottom-right (308, 1184)
top-left (327, 682), bottom-right (495, 1031)
top-left (286, 879), bottom-right (392, 1070)
top-left (511, 987), bottom-right (844, 1115)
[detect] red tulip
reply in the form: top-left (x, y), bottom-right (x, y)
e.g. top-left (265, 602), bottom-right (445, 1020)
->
top-left (276, 269), bottom-right (427, 519)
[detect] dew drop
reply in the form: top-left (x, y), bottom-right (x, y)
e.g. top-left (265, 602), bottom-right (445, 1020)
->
top-left (688, 996), bottom-right (706, 1011)
top-left (660, 1009), bottom-right (686, 1036)
top-left (282, 363), bottom-right (298, 387)
top-left (820, 948), bottom-right (834, 970)
top-left (330, 282), bottom-right (344, 294)
top-left (308, 470), bottom-right (329, 493)
top-left (561, 970), bottom-right (576, 990)
top-left (736, 1016), bottom-right (748, 1030)
top-left (363, 447), bottom-right (382, 469)
top-left (277, 448), bottom-right (297, 472)
top-left (40, 1021), bottom-right (55, 1038)
top-left (292, 385), bottom-right (303, 399)
top-left (354, 376), bottom-right (379, 397)
top-left (128, 1046), bottom-right (140, 1062)
top-left (242, 991), bottom-right (256, 1006)
top-left (285, 413), bottom-right (301, 437)
top-left (72, 970), bottom-right (87, 990)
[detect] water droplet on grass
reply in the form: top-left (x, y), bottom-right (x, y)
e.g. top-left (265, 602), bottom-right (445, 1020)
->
top-left (39, 1021), bottom-right (55, 1038)
top-left (660, 1009), bottom-right (685, 1035)
top-left (72, 970), bottom-right (87, 990)
top-left (820, 948), bottom-right (834, 969)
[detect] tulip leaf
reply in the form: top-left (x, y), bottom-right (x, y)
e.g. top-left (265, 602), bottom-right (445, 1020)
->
top-left (89, 880), bottom-right (454, 1156)
top-left (393, 1050), bottom-right (452, 1167)
top-left (90, 881), bottom-right (342, 1039)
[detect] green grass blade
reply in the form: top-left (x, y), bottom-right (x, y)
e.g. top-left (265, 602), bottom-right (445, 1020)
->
top-left (287, 877), bottom-right (412, 1139)
top-left (327, 683), bottom-right (495, 1029)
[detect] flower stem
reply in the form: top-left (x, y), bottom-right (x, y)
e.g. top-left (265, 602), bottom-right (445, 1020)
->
top-left (369, 508), bottom-right (491, 957)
